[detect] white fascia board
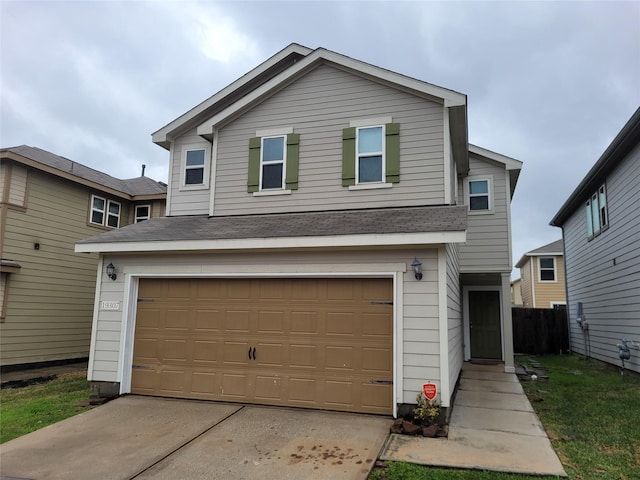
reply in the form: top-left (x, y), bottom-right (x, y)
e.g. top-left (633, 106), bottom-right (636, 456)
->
top-left (75, 230), bottom-right (467, 254)
top-left (469, 144), bottom-right (523, 170)
top-left (197, 48), bottom-right (466, 135)
top-left (153, 44), bottom-right (313, 144)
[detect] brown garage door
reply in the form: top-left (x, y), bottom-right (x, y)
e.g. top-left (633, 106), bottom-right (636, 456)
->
top-left (132, 277), bottom-right (393, 414)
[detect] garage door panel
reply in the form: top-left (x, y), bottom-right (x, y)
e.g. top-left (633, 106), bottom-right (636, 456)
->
top-left (133, 278), bottom-right (393, 415)
top-left (362, 347), bottom-right (392, 372)
top-left (225, 310), bottom-right (251, 331)
top-left (258, 311), bottom-right (285, 333)
top-left (290, 311), bottom-right (317, 334)
top-left (289, 344), bottom-right (317, 368)
top-left (193, 340), bottom-right (218, 363)
top-left (195, 309), bottom-right (221, 331)
top-left (223, 341), bottom-right (251, 365)
top-left (165, 309), bottom-right (189, 330)
top-left (326, 312), bottom-right (356, 335)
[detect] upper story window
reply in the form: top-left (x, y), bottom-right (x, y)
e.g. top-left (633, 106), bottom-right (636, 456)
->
top-left (185, 149), bottom-right (205, 185)
top-left (538, 257), bottom-right (556, 282)
top-left (180, 145), bottom-right (210, 191)
top-left (135, 205), bottom-right (150, 223)
top-left (466, 177), bottom-right (492, 213)
top-left (586, 184), bottom-right (608, 238)
top-left (247, 129), bottom-right (299, 195)
top-left (261, 136), bottom-right (286, 189)
top-left (90, 195), bottom-right (120, 228)
top-left (342, 118), bottom-right (399, 189)
top-left (357, 126), bottom-right (384, 183)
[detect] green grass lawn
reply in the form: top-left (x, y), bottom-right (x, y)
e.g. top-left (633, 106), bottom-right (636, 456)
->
top-left (0, 371), bottom-right (91, 443)
top-left (370, 355), bottom-right (640, 480)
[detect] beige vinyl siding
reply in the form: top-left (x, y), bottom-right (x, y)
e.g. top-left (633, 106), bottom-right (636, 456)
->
top-left (212, 64), bottom-right (445, 215)
top-left (168, 129), bottom-right (211, 216)
top-left (0, 162), bottom-right (6, 200)
top-left (8, 165), bottom-right (28, 207)
top-left (0, 170), bottom-right (105, 366)
top-left (562, 142), bottom-right (640, 373)
top-left (520, 260), bottom-right (533, 307)
top-left (531, 255), bottom-right (566, 307)
top-left (458, 154), bottom-right (510, 272)
top-left (446, 242), bottom-right (463, 391)
top-left (90, 247), bottom-right (441, 404)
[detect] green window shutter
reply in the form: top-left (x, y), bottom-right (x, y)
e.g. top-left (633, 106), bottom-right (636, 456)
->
top-left (342, 127), bottom-right (356, 187)
top-left (385, 123), bottom-right (400, 184)
top-left (247, 137), bottom-right (261, 193)
top-left (285, 133), bottom-right (300, 190)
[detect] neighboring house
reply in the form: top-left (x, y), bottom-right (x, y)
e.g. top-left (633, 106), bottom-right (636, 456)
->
top-left (514, 239), bottom-right (566, 308)
top-left (75, 44), bottom-right (523, 417)
top-left (0, 146), bottom-right (167, 369)
top-left (551, 107), bottom-right (640, 374)
top-left (511, 278), bottom-right (523, 306)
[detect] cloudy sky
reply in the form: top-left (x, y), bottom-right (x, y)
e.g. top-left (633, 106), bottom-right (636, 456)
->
top-left (2, 1), bottom-right (639, 276)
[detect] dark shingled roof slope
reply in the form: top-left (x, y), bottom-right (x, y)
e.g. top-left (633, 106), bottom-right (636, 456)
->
top-left (2, 145), bottom-right (166, 196)
top-left (77, 205), bottom-right (468, 244)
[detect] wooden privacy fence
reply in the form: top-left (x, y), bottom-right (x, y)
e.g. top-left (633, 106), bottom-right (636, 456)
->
top-left (512, 307), bottom-right (570, 355)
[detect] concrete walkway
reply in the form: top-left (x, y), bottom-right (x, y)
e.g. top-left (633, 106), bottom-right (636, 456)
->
top-left (380, 363), bottom-right (567, 477)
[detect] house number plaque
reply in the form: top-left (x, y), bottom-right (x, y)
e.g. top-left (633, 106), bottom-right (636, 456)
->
top-left (101, 301), bottom-right (121, 311)
top-left (422, 383), bottom-right (437, 401)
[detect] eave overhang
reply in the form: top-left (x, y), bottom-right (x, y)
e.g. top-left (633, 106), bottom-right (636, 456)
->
top-left (550, 107), bottom-right (640, 227)
top-left (469, 144), bottom-right (523, 198)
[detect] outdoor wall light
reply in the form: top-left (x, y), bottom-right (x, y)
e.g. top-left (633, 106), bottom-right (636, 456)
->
top-left (411, 258), bottom-right (423, 280)
top-left (106, 262), bottom-right (117, 281)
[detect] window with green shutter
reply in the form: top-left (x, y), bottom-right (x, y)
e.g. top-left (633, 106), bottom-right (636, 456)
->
top-left (248, 133), bottom-right (299, 193)
top-left (342, 122), bottom-right (399, 187)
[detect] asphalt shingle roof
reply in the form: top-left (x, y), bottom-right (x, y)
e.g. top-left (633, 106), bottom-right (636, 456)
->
top-left (2, 145), bottom-right (166, 196)
top-left (77, 205), bottom-right (468, 245)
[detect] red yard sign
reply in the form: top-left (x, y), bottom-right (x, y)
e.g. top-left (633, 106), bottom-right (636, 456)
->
top-left (422, 383), bottom-right (437, 401)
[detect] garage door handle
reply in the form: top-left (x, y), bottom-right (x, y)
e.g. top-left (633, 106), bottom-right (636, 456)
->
top-left (248, 347), bottom-right (256, 360)
top-left (370, 379), bottom-right (393, 385)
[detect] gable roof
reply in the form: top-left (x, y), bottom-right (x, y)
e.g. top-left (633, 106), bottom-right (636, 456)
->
top-left (550, 107), bottom-right (640, 227)
top-left (469, 144), bottom-right (523, 198)
top-left (152, 43), bottom-right (469, 173)
top-left (75, 205), bottom-right (467, 253)
top-left (1, 145), bottom-right (167, 200)
top-left (515, 239), bottom-right (564, 268)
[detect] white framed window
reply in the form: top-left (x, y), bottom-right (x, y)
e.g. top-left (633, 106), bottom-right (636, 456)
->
top-left (135, 205), bottom-right (150, 223)
top-left (106, 200), bottom-right (121, 228)
top-left (90, 195), bottom-right (106, 225)
top-left (466, 177), bottom-right (492, 213)
top-left (586, 183), bottom-right (608, 238)
top-left (180, 145), bottom-right (210, 190)
top-left (538, 257), bottom-right (556, 282)
top-left (356, 125), bottom-right (384, 184)
top-left (260, 135), bottom-right (286, 190)
top-left (90, 195), bottom-right (120, 228)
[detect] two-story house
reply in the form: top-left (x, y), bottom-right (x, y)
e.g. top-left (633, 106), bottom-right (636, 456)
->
top-left (75, 44), bottom-right (522, 417)
top-left (515, 239), bottom-right (566, 308)
top-left (551, 107), bottom-right (640, 374)
top-left (0, 146), bottom-right (166, 369)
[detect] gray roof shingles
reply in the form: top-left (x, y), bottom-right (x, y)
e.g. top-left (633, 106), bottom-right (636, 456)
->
top-left (2, 145), bottom-right (166, 196)
top-left (77, 205), bottom-right (468, 245)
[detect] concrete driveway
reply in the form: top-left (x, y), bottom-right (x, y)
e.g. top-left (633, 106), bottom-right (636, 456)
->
top-left (0, 396), bottom-right (390, 480)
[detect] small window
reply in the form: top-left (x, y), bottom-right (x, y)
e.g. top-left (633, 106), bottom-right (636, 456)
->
top-left (468, 179), bottom-right (490, 211)
top-left (90, 195), bottom-right (105, 225)
top-left (185, 149), bottom-right (205, 185)
top-left (356, 126), bottom-right (384, 183)
top-left (586, 183), bottom-right (608, 238)
top-left (260, 136), bottom-right (286, 189)
top-left (106, 201), bottom-right (120, 228)
top-left (135, 205), bottom-right (150, 223)
top-left (539, 257), bottom-right (556, 282)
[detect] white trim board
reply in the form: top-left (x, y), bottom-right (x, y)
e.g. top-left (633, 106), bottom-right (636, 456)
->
top-left (76, 231), bottom-right (466, 254)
